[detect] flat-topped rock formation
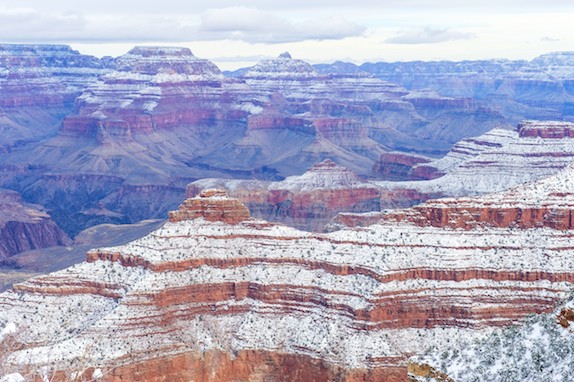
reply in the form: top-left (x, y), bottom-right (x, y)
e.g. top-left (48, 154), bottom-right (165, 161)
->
top-left (60, 46), bottom-right (246, 141)
top-left (168, 189), bottom-right (250, 224)
top-left (381, 120), bottom-right (574, 198)
top-left (383, 163), bottom-right (574, 230)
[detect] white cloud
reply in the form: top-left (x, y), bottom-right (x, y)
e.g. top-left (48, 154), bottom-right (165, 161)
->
top-left (0, 7), bottom-right (86, 41)
top-left (198, 7), bottom-right (365, 43)
top-left (0, 4), bottom-right (365, 44)
top-left (385, 27), bottom-right (474, 44)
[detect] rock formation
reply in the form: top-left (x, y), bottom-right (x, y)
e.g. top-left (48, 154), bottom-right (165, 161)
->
top-left (1, 44), bottom-right (574, 243)
top-left (0, 189), bottom-right (70, 260)
top-left (60, 46), bottom-right (247, 141)
top-left (0, 44), bottom-right (110, 152)
top-left (372, 152), bottom-right (434, 180)
top-left (380, 120), bottom-right (574, 199)
top-left (317, 52), bottom-right (574, 124)
top-left (383, 162), bottom-right (574, 230)
top-left (2, 184), bottom-right (574, 380)
top-left (169, 189), bottom-right (250, 224)
top-left (188, 160), bottom-right (381, 231)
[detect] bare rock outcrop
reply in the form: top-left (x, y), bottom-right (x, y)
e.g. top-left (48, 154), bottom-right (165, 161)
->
top-left (0, 189), bottom-right (70, 260)
top-left (188, 160), bottom-right (381, 231)
top-left (168, 189), bottom-right (250, 224)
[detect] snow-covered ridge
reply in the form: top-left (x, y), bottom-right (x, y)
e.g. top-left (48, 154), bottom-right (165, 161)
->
top-left (270, 159), bottom-right (373, 192)
top-left (2, 183), bottom-right (574, 379)
top-left (387, 121), bottom-right (574, 197)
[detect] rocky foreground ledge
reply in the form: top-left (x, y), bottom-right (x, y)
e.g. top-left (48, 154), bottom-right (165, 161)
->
top-left (1, 187), bottom-right (574, 381)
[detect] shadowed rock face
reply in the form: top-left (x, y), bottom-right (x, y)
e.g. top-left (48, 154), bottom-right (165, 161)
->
top-left (0, 189), bottom-right (70, 260)
top-left (2, 183), bottom-right (574, 380)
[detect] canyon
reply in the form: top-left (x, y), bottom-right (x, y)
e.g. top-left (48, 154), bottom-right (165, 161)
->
top-left (2, 44), bottom-right (574, 380)
top-left (0, 45), bottom-right (573, 241)
top-left (2, 177), bottom-right (574, 380)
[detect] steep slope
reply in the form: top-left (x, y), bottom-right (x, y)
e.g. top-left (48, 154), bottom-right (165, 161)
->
top-left (0, 44), bottom-right (109, 151)
top-left (408, 296), bottom-right (574, 381)
top-left (1, 188), bottom-right (574, 380)
top-left (0, 189), bottom-right (70, 260)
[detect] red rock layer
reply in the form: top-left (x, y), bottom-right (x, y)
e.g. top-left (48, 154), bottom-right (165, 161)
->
top-left (380, 164), bottom-right (574, 230)
top-left (168, 189), bottom-right (250, 224)
top-left (188, 160), bottom-right (382, 231)
top-left (33, 350), bottom-right (406, 382)
top-left (385, 203), bottom-right (574, 230)
top-left (517, 120), bottom-right (574, 138)
top-left (372, 152), bottom-right (434, 180)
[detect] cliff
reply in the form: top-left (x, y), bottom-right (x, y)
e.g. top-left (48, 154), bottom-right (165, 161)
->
top-left (0, 189), bottom-right (70, 260)
top-left (188, 160), bottom-right (382, 231)
top-left (60, 46), bottom-right (246, 141)
top-left (381, 120), bottom-right (574, 199)
top-left (2, 188), bottom-right (574, 380)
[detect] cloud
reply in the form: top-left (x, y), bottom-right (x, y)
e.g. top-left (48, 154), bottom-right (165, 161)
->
top-left (197, 7), bottom-right (365, 43)
top-left (0, 4), bottom-right (365, 44)
top-left (385, 27), bottom-right (474, 44)
top-left (0, 7), bottom-right (86, 41)
top-left (540, 36), bottom-right (560, 42)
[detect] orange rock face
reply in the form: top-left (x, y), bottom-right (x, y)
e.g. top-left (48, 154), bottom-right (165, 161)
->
top-left (168, 189), bottom-right (250, 224)
top-left (380, 163), bottom-right (574, 230)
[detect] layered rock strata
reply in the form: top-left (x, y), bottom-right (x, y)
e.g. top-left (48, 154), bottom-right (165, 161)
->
top-left (383, 120), bottom-right (574, 197)
top-left (1, 189), bottom-right (574, 380)
top-left (188, 160), bottom-right (381, 231)
top-left (0, 189), bottom-right (70, 260)
top-left (384, 162), bottom-right (574, 230)
top-left (60, 46), bottom-right (247, 141)
top-left (317, 52), bottom-right (574, 123)
top-left (0, 44), bottom-right (109, 151)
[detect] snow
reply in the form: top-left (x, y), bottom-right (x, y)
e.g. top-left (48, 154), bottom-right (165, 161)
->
top-left (0, 374), bottom-right (25, 382)
top-left (382, 122), bottom-right (574, 197)
top-left (2, 177), bottom-right (574, 375)
top-left (0, 322), bottom-right (16, 341)
top-left (410, 296), bottom-right (574, 381)
top-left (92, 368), bottom-right (103, 379)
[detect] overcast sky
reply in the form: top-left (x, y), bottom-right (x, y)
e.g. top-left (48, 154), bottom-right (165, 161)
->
top-left (1, 0), bottom-right (573, 70)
